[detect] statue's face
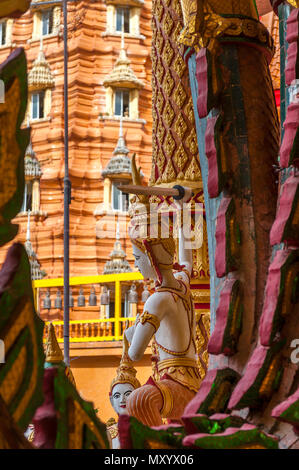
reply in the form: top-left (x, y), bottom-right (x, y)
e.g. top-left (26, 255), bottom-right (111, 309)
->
top-left (110, 383), bottom-right (135, 416)
top-left (132, 244), bottom-right (156, 280)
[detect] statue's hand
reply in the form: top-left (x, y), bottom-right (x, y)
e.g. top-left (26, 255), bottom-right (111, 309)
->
top-left (124, 324), bottom-right (136, 343)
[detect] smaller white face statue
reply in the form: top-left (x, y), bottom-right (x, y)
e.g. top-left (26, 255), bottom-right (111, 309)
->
top-left (132, 244), bottom-right (156, 280)
top-left (110, 383), bottom-right (135, 416)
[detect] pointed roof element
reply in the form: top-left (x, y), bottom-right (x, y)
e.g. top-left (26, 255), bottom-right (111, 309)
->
top-left (102, 118), bottom-right (132, 177)
top-left (25, 211), bottom-right (46, 280)
top-left (103, 34), bottom-right (144, 89)
top-left (103, 221), bottom-right (133, 274)
top-left (45, 323), bottom-right (63, 364)
top-left (28, 38), bottom-right (55, 91)
top-left (25, 140), bottom-right (42, 179)
top-left (110, 327), bottom-right (141, 394)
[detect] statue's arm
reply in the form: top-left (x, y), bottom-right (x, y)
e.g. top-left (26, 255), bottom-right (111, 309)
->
top-left (178, 225), bottom-right (193, 276)
top-left (127, 293), bottom-right (167, 362)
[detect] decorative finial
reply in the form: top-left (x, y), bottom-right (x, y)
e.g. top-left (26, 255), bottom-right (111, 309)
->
top-left (45, 323), bottom-right (64, 364)
top-left (109, 326), bottom-right (141, 394)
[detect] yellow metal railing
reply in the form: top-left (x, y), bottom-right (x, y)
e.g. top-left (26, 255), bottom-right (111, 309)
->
top-left (33, 272), bottom-right (144, 343)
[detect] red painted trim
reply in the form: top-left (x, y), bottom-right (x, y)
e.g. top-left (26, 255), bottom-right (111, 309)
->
top-left (194, 303), bottom-right (210, 309)
top-left (280, 101), bottom-right (299, 168)
top-left (286, 10), bottom-right (299, 86)
top-left (208, 278), bottom-right (237, 355)
top-left (191, 284), bottom-right (210, 289)
top-left (118, 415), bottom-right (133, 449)
top-left (274, 89), bottom-right (280, 107)
top-left (270, 175), bottom-right (299, 245)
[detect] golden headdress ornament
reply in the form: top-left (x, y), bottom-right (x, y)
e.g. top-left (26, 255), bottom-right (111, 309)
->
top-left (128, 155), bottom-right (176, 284)
top-left (110, 329), bottom-right (141, 395)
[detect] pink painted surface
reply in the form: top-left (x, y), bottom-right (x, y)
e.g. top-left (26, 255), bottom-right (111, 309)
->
top-left (205, 115), bottom-right (220, 198)
top-left (280, 102), bottom-right (299, 168)
top-left (215, 197), bottom-right (232, 278)
top-left (183, 369), bottom-right (218, 416)
top-left (196, 48), bottom-right (209, 118)
top-left (118, 414), bottom-right (133, 449)
top-left (259, 249), bottom-right (293, 346)
top-left (285, 10), bottom-right (299, 86)
top-left (270, 176), bottom-right (299, 244)
top-left (208, 278), bottom-right (237, 355)
top-left (228, 346), bottom-right (268, 409)
top-left (272, 387), bottom-right (299, 420)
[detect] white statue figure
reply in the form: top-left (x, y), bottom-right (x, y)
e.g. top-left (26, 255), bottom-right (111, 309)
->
top-left (123, 156), bottom-right (202, 427)
top-left (107, 331), bottom-right (141, 449)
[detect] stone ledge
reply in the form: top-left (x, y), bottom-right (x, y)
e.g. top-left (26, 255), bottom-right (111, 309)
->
top-left (98, 115), bottom-right (146, 125)
top-left (101, 31), bottom-right (146, 41)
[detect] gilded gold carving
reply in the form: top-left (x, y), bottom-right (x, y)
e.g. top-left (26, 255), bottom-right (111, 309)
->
top-left (68, 400), bottom-right (107, 449)
top-left (173, 54), bottom-right (186, 79)
top-left (163, 102), bottom-right (175, 127)
top-left (162, 40), bottom-right (175, 67)
top-left (174, 113), bottom-right (188, 139)
top-left (185, 128), bottom-right (198, 155)
top-left (0, 79), bottom-right (21, 210)
top-left (156, 91), bottom-right (165, 115)
top-left (172, 21), bottom-right (184, 43)
top-left (164, 131), bottom-right (176, 158)
top-left (1, 345), bottom-right (27, 405)
top-left (157, 120), bottom-right (166, 144)
top-left (157, 149), bottom-right (166, 175)
top-left (185, 98), bottom-right (195, 124)
top-left (156, 59), bottom-right (165, 84)
top-left (163, 12), bottom-right (174, 36)
top-left (202, 350), bottom-right (209, 367)
top-left (161, 159), bottom-right (176, 182)
top-left (0, 298), bottom-right (39, 424)
top-left (173, 82), bottom-right (187, 108)
top-left (172, 0), bottom-right (182, 17)
top-left (138, 311), bottom-right (161, 332)
top-left (178, 1), bottom-right (274, 54)
top-left (156, 30), bottom-right (164, 54)
top-left (163, 70), bottom-right (175, 96)
top-left (173, 143), bottom-right (188, 171)
top-left (155, 1), bottom-right (164, 22)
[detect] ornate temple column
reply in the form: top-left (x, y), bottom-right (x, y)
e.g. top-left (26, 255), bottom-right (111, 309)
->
top-left (151, 0), bottom-right (210, 379)
top-left (179, 0), bottom-right (280, 374)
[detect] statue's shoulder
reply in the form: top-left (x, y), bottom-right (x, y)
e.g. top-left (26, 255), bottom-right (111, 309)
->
top-left (144, 290), bottom-right (174, 308)
top-left (174, 270), bottom-right (191, 286)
